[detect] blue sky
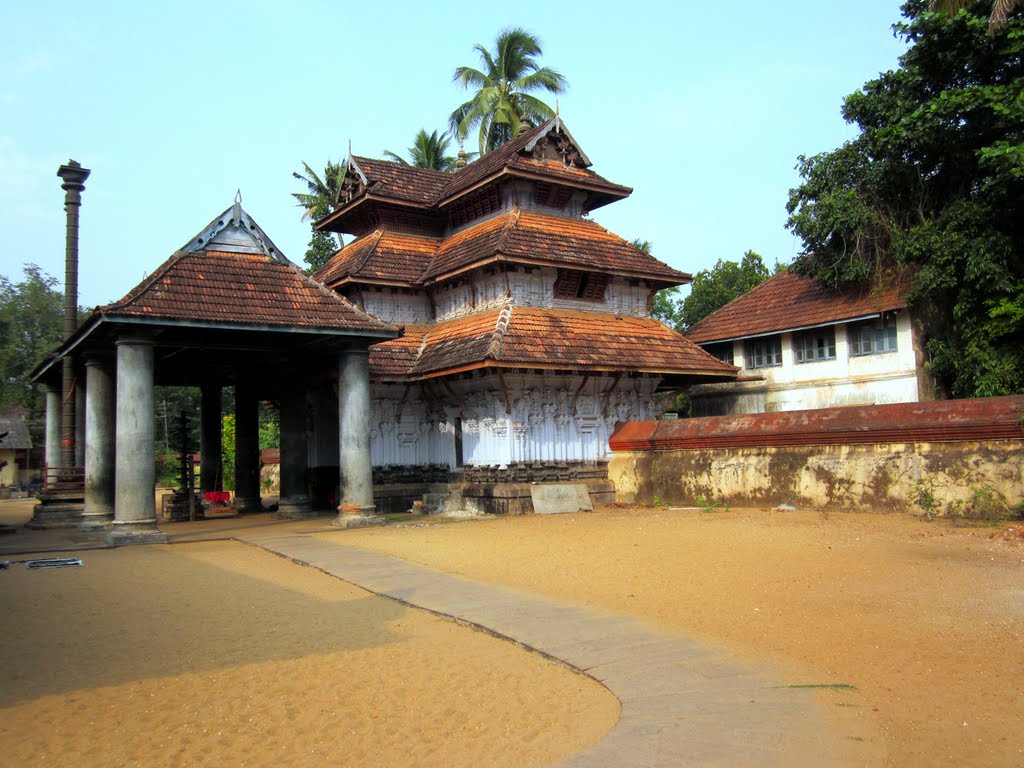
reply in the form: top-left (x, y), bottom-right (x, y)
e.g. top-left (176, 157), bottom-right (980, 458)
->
top-left (1, 0), bottom-right (909, 309)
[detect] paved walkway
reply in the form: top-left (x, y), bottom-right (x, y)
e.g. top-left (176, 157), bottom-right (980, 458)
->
top-left (236, 525), bottom-right (868, 768)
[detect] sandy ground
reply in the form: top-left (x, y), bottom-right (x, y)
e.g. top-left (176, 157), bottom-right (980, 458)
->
top-left (331, 506), bottom-right (1024, 768)
top-left (0, 527), bottom-right (617, 767)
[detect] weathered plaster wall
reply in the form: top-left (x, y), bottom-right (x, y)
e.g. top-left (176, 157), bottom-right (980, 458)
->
top-left (609, 396), bottom-right (1024, 513)
top-left (610, 440), bottom-right (1024, 513)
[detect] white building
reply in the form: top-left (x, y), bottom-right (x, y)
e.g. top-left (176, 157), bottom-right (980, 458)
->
top-left (685, 272), bottom-right (930, 415)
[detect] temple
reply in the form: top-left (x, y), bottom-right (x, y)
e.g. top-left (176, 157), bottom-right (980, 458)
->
top-left (313, 116), bottom-right (736, 512)
top-left (30, 118), bottom-right (737, 531)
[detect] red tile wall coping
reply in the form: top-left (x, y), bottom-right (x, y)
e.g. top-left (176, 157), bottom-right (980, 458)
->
top-left (609, 396), bottom-right (1024, 452)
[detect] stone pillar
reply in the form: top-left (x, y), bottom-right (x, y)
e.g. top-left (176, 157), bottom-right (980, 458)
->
top-left (74, 377), bottom-right (87, 468)
top-left (277, 382), bottom-right (311, 518)
top-left (199, 382), bottom-right (222, 495)
top-left (334, 349), bottom-right (383, 528)
top-left (44, 385), bottom-right (61, 472)
top-left (233, 380), bottom-right (261, 513)
top-left (81, 355), bottom-right (115, 532)
top-left (109, 334), bottom-right (166, 544)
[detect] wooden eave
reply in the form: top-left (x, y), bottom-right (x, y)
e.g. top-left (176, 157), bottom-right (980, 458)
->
top-left (423, 254), bottom-right (692, 288)
top-left (408, 359), bottom-right (738, 381)
top-left (315, 192), bottom-right (434, 234)
top-left (325, 275), bottom-right (418, 290)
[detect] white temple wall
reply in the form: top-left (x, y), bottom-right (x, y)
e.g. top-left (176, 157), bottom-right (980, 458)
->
top-left (432, 268), bottom-right (652, 322)
top-left (367, 373), bottom-right (661, 468)
top-left (359, 287), bottom-right (431, 325)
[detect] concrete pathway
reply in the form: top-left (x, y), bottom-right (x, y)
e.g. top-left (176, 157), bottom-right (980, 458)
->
top-left (236, 526), bottom-right (870, 768)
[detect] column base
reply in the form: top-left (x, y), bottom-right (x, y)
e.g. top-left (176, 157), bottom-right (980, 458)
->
top-left (105, 519), bottom-right (168, 546)
top-left (234, 495), bottom-right (263, 514)
top-left (332, 505), bottom-right (386, 529)
top-left (277, 496), bottom-right (313, 519)
top-left (79, 512), bottom-right (113, 533)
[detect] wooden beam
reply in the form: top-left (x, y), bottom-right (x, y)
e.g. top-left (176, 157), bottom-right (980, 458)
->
top-left (496, 369), bottom-right (512, 415)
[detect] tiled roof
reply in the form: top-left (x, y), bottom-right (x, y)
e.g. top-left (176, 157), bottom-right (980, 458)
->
top-left (101, 249), bottom-right (397, 334)
top-left (0, 418), bottom-right (31, 449)
top-left (438, 119), bottom-right (630, 204)
top-left (333, 119), bottom-right (630, 221)
top-left (369, 305), bottom-right (737, 380)
top-left (686, 272), bottom-right (910, 344)
top-left (315, 231), bottom-right (436, 287)
top-left (349, 156), bottom-right (450, 206)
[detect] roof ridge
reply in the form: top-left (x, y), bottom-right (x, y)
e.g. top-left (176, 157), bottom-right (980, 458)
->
top-left (353, 230), bottom-right (384, 276)
top-left (486, 300), bottom-right (515, 359)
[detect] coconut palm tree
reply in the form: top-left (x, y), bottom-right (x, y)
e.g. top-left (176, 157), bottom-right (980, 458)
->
top-left (449, 27), bottom-right (567, 155)
top-left (291, 160), bottom-right (345, 221)
top-left (382, 129), bottom-right (475, 171)
top-left (929, 0), bottom-right (1019, 33)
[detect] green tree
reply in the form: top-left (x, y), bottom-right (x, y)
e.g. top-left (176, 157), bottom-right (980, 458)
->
top-left (0, 265), bottom-right (64, 445)
top-left (680, 251), bottom-right (772, 330)
top-left (449, 27), bottom-right (567, 155)
top-left (292, 161), bottom-right (345, 273)
top-left (786, 0), bottom-right (1023, 398)
top-left (930, 0), bottom-right (1020, 33)
top-left (383, 129), bottom-right (476, 171)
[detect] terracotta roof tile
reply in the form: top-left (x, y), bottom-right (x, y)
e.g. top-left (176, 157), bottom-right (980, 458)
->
top-left (349, 156), bottom-right (449, 206)
top-left (316, 231), bottom-right (437, 287)
top-left (420, 209), bottom-right (690, 284)
top-left (686, 272), bottom-right (910, 344)
top-left (102, 249), bottom-right (397, 334)
top-left (369, 305), bottom-right (736, 379)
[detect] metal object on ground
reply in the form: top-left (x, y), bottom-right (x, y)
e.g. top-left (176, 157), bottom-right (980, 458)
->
top-left (0, 558), bottom-right (84, 570)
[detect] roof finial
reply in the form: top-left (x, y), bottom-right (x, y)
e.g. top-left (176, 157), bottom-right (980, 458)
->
top-left (518, 113), bottom-right (532, 135)
top-left (455, 140), bottom-right (467, 170)
top-left (233, 189), bottom-right (242, 225)
top-left (555, 99), bottom-right (560, 116)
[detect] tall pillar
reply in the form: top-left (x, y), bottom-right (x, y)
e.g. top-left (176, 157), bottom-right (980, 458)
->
top-left (334, 349), bottom-right (383, 528)
top-left (74, 378), bottom-right (87, 468)
top-left (57, 161), bottom-right (90, 468)
top-left (81, 355), bottom-right (115, 532)
top-left (44, 385), bottom-right (61, 472)
top-left (233, 379), bottom-right (261, 513)
top-left (199, 382), bottom-right (222, 495)
top-left (109, 334), bottom-right (166, 544)
top-left (277, 382), bottom-right (311, 518)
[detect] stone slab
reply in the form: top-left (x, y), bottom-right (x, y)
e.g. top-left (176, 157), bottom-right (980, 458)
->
top-left (531, 483), bottom-right (593, 514)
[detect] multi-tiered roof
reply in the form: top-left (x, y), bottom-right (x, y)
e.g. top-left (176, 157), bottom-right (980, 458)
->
top-left (314, 117), bottom-right (737, 383)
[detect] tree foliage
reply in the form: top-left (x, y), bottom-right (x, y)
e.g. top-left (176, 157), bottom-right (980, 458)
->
top-left (383, 129), bottom-right (475, 172)
top-left (787, 0), bottom-right (1023, 398)
top-left (292, 161), bottom-right (345, 273)
top-left (449, 27), bottom-right (567, 155)
top-left (0, 265), bottom-right (64, 445)
top-left (649, 250), bottom-right (772, 332)
top-left (930, 0), bottom-right (1021, 33)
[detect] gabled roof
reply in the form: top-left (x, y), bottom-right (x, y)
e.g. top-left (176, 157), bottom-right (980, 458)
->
top-left (317, 117), bottom-right (631, 233)
top-left (369, 304), bottom-right (738, 380)
top-left (97, 203), bottom-right (396, 334)
top-left (686, 272), bottom-right (910, 344)
top-left (437, 117), bottom-right (630, 205)
top-left (317, 208), bottom-right (690, 289)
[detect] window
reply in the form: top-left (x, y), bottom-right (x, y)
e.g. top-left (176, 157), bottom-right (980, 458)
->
top-left (794, 328), bottom-right (837, 363)
top-left (849, 320), bottom-right (898, 356)
top-left (553, 269), bottom-right (609, 301)
top-left (745, 336), bottom-right (782, 368)
top-left (704, 342), bottom-right (734, 365)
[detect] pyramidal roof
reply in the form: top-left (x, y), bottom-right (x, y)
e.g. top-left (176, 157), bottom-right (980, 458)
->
top-left (94, 200), bottom-right (397, 336)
